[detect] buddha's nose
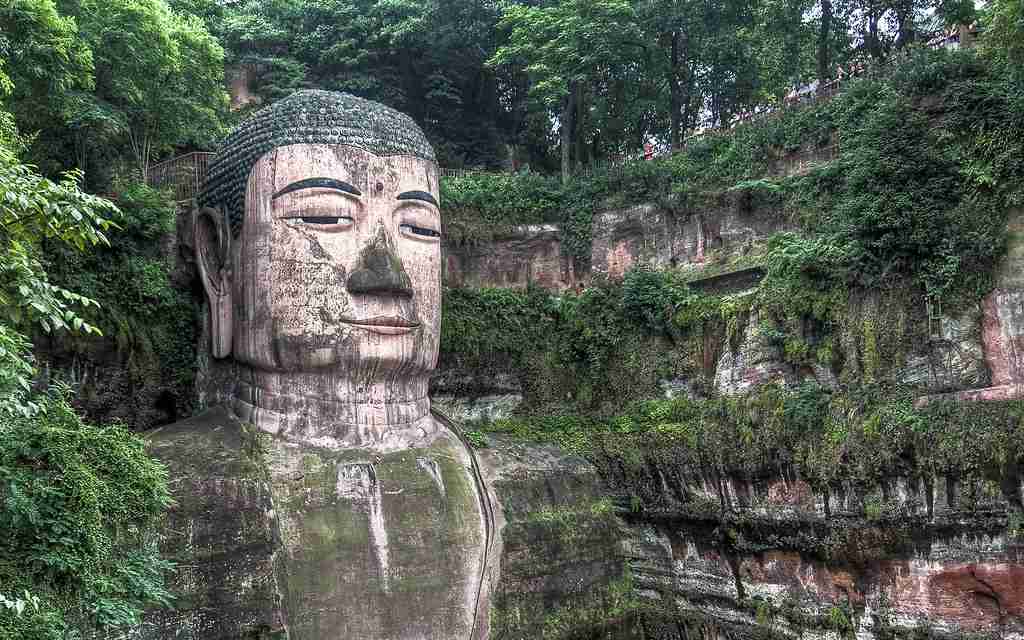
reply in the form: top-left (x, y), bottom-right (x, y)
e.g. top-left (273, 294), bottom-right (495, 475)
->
top-left (346, 225), bottom-right (414, 298)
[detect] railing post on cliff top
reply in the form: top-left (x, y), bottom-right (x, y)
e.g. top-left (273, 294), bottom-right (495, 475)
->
top-left (192, 153), bottom-right (200, 202)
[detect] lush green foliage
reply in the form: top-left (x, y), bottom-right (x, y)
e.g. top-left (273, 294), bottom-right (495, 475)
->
top-left (445, 50), bottom-right (1024, 302)
top-left (0, 104), bottom-right (173, 638)
top-left (441, 171), bottom-right (563, 242)
top-left (3, 0), bottom-right (994, 176)
top-left (64, 0), bottom-right (228, 176)
top-left (178, 0), bottom-right (977, 172)
top-left (441, 271), bottom-right (736, 413)
top-left (0, 113), bottom-right (117, 416)
top-left (1, 0), bottom-right (228, 184)
top-left (44, 182), bottom-right (197, 426)
top-left (1, 2), bottom-right (208, 424)
top-left (983, 0), bottom-right (1024, 75)
top-left (0, 0), bottom-right (94, 138)
top-left (202, 0), bottom-right (510, 167)
top-left (0, 392), bottom-right (172, 639)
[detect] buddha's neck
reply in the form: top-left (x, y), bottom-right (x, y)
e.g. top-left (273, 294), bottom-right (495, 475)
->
top-left (228, 366), bottom-right (436, 450)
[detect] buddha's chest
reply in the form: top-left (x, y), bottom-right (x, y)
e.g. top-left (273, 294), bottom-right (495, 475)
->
top-left (264, 432), bottom-right (489, 639)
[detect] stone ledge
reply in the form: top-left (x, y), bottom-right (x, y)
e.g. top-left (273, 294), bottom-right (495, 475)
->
top-left (687, 266), bottom-right (765, 293)
top-left (915, 383), bottom-right (1024, 407)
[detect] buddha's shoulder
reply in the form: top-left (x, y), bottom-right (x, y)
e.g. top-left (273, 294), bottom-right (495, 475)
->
top-left (427, 410), bottom-right (476, 461)
top-left (146, 405), bottom-right (262, 478)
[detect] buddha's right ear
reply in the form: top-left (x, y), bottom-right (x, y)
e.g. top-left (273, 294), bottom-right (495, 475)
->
top-left (194, 205), bottom-right (233, 358)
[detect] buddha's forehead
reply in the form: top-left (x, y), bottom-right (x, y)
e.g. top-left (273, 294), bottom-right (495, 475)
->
top-left (258, 144), bottom-right (439, 196)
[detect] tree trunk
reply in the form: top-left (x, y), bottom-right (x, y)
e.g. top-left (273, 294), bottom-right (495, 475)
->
top-left (895, 7), bottom-right (914, 50)
top-left (128, 126), bottom-right (151, 184)
top-left (866, 10), bottom-right (883, 60)
top-left (817, 0), bottom-right (833, 95)
top-left (560, 83), bottom-right (575, 184)
top-left (681, 60), bottom-right (698, 135)
top-left (573, 82), bottom-right (586, 170)
top-left (74, 130), bottom-right (87, 177)
top-left (669, 31), bottom-right (682, 151)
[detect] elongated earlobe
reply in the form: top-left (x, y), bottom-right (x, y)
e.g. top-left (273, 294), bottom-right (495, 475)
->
top-left (194, 205), bottom-right (233, 358)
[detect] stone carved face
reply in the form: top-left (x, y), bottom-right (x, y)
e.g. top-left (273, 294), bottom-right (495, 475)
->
top-left (214, 143), bottom-right (441, 379)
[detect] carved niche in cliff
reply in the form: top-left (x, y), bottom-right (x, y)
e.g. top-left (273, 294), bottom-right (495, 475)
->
top-left (146, 90), bottom-right (495, 640)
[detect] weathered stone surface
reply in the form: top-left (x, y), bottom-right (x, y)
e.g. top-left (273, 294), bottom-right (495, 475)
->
top-left (603, 450), bottom-right (1024, 640)
top-left (433, 393), bottom-right (524, 424)
top-left (659, 376), bottom-right (703, 400)
top-left (264, 426), bottom-right (489, 639)
top-left (626, 523), bottom-right (1024, 640)
top-left (477, 437), bottom-right (639, 639)
top-left (899, 305), bottom-right (987, 391)
top-left (982, 288), bottom-right (1024, 387)
top-left (917, 209), bottom-right (1024, 405)
top-left (227, 63), bottom-right (263, 110)
top-left (713, 308), bottom-right (795, 396)
top-left (143, 407), bottom-right (283, 640)
top-left (443, 224), bottom-right (577, 291)
top-left (589, 197), bottom-right (788, 282)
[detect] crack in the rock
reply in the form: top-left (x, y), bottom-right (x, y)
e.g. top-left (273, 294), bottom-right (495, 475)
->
top-left (969, 566), bottom-right (1006, 623)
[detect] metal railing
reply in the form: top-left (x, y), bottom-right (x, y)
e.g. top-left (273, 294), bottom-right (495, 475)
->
top-left (147, 152), bottom-right (213, 202)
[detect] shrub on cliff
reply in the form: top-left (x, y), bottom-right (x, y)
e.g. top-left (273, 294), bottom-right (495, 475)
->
top-left (0, 391), bottom-right (172, 640)
top-left (43, 182), bottom-right (198, 428)
top-left (444, 49), bottom-right (1024, 307)
top-left (0, 108), bottom-right (173, 638)
top-left (0, 110), bottom-right (115, 417)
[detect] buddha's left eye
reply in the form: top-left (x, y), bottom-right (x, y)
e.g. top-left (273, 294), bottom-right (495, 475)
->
top-left (400, 223), bottom-right (441, 238)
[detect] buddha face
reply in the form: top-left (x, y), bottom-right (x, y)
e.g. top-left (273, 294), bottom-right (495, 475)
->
top-left (228, 143), bottom-right (441, 378)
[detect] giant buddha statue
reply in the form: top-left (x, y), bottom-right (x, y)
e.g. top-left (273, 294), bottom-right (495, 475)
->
top-left (145, 91), bottom-right (495, 639)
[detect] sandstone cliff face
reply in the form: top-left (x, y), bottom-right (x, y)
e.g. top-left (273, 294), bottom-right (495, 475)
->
top-left (589, 197), bottom-right (786, 281)
top-left (444, 224), bottom-right (577, 291)
top-left (135, 198), bottom-right (1024, 639)
top-left (431, 200), bottom-right (1024, 640)
top-left (609, 465), bottom-right (1024, 640)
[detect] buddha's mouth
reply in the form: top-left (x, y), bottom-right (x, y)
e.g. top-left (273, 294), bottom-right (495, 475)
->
top-left (340, 315), bottom-right (421, 335)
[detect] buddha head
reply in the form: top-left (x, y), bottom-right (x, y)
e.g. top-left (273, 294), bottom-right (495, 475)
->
top-left (194, 91), bottom-right (441, 412)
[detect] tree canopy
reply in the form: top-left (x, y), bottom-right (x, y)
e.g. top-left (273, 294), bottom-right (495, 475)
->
top-left (3, 0), bottom-right (1002, 180)
top-left (170, 0), bottom-right (991, 179)
top-left (1, 0), bottom-right (227, 184)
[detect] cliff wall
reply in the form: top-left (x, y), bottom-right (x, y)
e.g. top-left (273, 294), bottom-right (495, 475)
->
top-left (43, 185), bottom-right (1024, 640)
top-left (435, 199), bottom-right (1024, 639)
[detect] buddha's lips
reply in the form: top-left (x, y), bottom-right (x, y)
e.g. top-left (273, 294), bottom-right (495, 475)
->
top-left (341, 315), bottom-right (420, 335)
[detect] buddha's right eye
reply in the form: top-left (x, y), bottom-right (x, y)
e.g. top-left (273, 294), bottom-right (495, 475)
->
top-left (281, 213), bottom-right (355, 229)
top-left (301, 216), bottom-right (350, 225)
